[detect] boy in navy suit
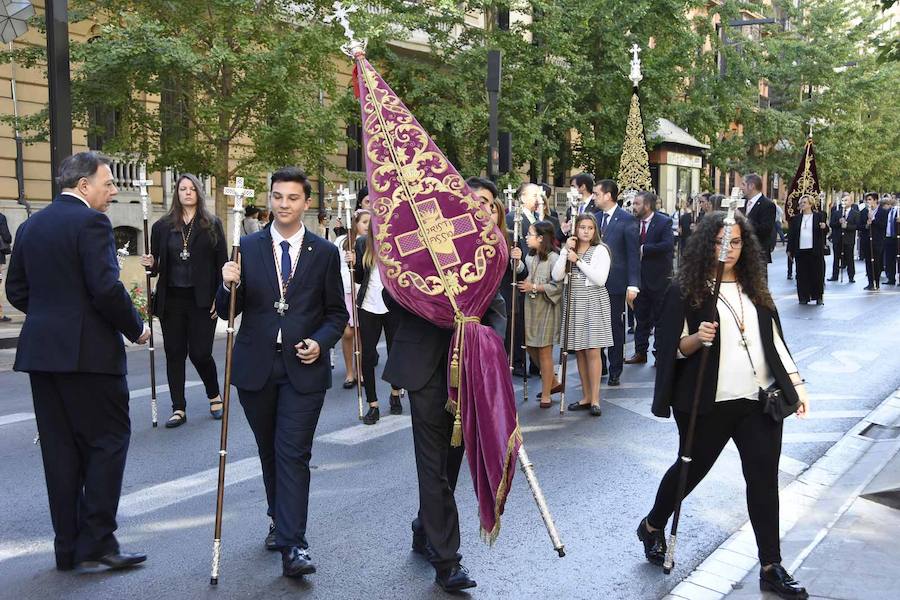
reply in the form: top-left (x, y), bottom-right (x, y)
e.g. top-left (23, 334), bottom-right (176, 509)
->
top-left (7, 152), bottom-right (150, 573)
top-left (217, 167), bottom-right (347, 579)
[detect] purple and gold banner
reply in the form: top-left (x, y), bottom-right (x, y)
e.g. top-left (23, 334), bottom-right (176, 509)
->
top-left (353, 56), bottom-right (520, 542)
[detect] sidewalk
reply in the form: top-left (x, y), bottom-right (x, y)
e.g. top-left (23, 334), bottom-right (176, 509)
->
top-left (667, 387), bottom-right (900, 600)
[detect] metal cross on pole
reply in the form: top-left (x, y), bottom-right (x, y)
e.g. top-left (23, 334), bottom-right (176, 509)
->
top-left (324, 1), bottom-right (366, 57)
top-left (134, 164), bottom-right (158, 428)
top-left (629, 43), bottom-right (643, 88)
top-left (210, 175), bottom-right (255, 585)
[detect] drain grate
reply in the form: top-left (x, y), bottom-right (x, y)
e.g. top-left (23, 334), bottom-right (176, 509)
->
top-left (859, 423), bottom-right (900, 441)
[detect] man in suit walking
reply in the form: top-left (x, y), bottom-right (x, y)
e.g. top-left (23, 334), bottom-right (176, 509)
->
top-left (626, 191), bottom-right (674, 365)
top-left (883, 197), bottom-right (900, 286)
top-left (859, 193), bottom-right (880, 290)
top-left (594, 179), bottom-right (641, 386)
top-left (828, 194), bottom-right (860, 282)
top-left (6, 151), bottom-right (150, 573)
top-left (217, 167), bottom-right (347, 579)
top-left (740, 173), bottom-right (776, 271)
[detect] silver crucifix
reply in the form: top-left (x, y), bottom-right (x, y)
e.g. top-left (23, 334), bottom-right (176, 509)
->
top-left (274, 298), bottom-right (289, 316)
top-left (134, 164), bottom-right (153, 220)
top-left (224, 177), bottom-right (256, 249)
top-left (629, 43), bottom-right (643, 87)
top-left (325, 1), bottom-right (367, 57)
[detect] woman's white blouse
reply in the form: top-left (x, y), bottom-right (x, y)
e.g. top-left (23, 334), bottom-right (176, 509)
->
top-left (678, 282), bottom-right (798, 402)
top-left (551, 244), bottom-right (611, 286)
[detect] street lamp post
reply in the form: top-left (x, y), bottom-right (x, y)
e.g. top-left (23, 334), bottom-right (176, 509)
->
top-left (45, 0), bottom-right (73, 198)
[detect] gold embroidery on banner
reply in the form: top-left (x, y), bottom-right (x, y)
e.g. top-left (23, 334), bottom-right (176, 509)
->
top-left (785, 139), bottom-right (820, 219)
top-left (358, 59), bottom-right (501, 296)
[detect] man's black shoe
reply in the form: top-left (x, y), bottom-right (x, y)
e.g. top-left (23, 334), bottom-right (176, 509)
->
top-left (389, 395), bottom-right (403, 415)
top-left (56, 552), bottom-right (74, 572)
top-left (265, 521), bottom-right (278, 551)
top-left (864, 284), bottom-right (875, 290)
top-left (848, 278), bottom-right (855, 283)
top-left (787, 274), bottom-right (793, 280)
top-left (362, 406), bottom-right (380, 425)
top-left (636, 518), bottom-right (666, 566)
top-left (827, 277), bottom-right (838, 282)
top-left (282, 546), bottom-right (316, 578)
top-left (411, 522), bottom-right (437, 560)
top-left (759, 564), bottom-right (808, 599)
top-left (607, 377), bottom-right (620, 386)
top-left (75, 551), bottom-right (147, 573)
top-left (435, 564), bottom-right (477, 592)
top-left (511, 367), bottom-right (526, 378)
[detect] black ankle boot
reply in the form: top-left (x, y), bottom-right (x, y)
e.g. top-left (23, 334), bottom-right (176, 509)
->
top-left (389, 394), bottom-right (402, 415)
top-left (362, 406), bottom-right (380, 425)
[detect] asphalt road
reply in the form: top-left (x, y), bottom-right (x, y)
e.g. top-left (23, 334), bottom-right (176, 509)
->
top-left (1, 247), bottom-right (898, 600)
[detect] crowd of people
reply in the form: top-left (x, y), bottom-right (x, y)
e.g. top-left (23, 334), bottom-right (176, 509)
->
top-left (11, 150), bottom-right (899, 599)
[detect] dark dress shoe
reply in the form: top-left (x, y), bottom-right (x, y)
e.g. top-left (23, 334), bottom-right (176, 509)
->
top-left (589, 405), bottom-right (602, 417)
top-left (165, 410), bottom-right (186, 428)
top-left (848, 278), bottom-right (855, 283)
top-left (567, 401), bottom-right (591, 411)
top-left (607, 377), bottom-right (620, 386)
top-left (56, 552), bottom-right (75, 571)
top-left (265, 521), bottom-right (278, 551)
top-left (799, 300), bottom-right (809, 305)
top-left (342, 379), bottom-right (356, 389)
top-left (362, 406), bottom-right (380, 425)
top-left (759, 564), bottom-right (808, 599)
top-left (787, 275), bottom-right (793, 280)
top-left (435, 564), bottom-right (477, 593)
top-left (282, 546), bottom-right (316, 578)
top-left (827, 277), bottom-right (838, 282)
top-left (76, 551), bottom-right (147, 573)
top-left (625, 353), bottom-right (647, 365)
top-left (636, 518), bottom-right (666, 566)
top-left (511, 367), bottom-right (526, 378)
top-left (864, 284), bottom-right (875, 290)
top-left (389, 395), bottom-right (403, 415)
top-left (816, 299), bottom-right (824, 306)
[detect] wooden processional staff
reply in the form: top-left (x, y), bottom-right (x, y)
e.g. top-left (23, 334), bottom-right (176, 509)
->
top-left (210, 177), bottom-right (255, 585)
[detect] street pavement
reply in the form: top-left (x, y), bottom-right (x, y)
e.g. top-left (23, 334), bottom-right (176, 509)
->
top-left (0, 246), bottom-right (898, 600)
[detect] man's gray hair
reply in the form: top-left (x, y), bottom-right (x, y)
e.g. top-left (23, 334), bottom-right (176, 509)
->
top-left (56, 151), bottom-right (112, 189)
top-left (743, 173), bottom-right (763, 192)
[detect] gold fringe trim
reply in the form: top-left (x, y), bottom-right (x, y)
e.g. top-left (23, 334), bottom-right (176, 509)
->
top-left (479, 419), bottom-right (523, 545)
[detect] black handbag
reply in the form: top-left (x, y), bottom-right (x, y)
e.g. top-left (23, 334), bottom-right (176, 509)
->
top-left (758, 383), bottom-right (800, 422)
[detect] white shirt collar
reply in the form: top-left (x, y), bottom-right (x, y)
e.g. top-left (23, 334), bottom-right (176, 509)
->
top-left (62, 191), bottom-right (91, 208)
top-left (271, 222), bottom-right (306, 247)
top-left (603, 205), bottom-right (616, 218)
top-left (642, 212), bottom-right (654, 224)
top-left (748, 193), bottom-right (762, 207)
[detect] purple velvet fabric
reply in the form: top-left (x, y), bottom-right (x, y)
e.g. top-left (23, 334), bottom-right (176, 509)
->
top-left (354, 57), bottom-right (521, 540)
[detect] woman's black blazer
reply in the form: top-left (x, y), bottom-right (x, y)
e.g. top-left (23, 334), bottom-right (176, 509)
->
top-left (787, 211), bottom-right (829, 256)
top-left (651, 282), bottom-right (800, 418)
top-left (149, 216), bottom-right (228, 315)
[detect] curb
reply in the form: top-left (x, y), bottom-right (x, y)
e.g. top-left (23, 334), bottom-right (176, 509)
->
top-left (663, 387), bottom-right (900, 600)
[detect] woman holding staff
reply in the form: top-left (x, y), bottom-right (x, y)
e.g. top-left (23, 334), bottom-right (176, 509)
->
top-left (551, 213), bottom-right (612, 416)
top-left (512, 221), bottom-right (562, 408)
top-left (637, 210), bottom-right (810, 600)
top-left (141, 174), bottom-right (227, 428)
top-left (333, 211), bottom-right (368, 389)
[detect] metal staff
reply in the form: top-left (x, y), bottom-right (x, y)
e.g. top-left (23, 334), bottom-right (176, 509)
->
top-left (210, 177), bottom-right (255, 586)
top-left (134, 166), bottom-right (158, 428)
top-left (663, 187), bottom-right (745, 574)
top-left (517, 444), bottom-right (565, 557)
top-left (339, 186), bottom-right (365, 420)
top-left (504, 185), bottom-right (527, 402)
top-left (557, 191), bottom-right (579, 415)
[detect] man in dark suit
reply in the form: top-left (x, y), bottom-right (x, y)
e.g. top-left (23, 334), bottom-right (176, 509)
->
top-left (382, 287), bottom-right (504, 593)
top-left (6, 152), bottom-right (150, 573)
top-left (217, 167), bottom-right (347, 579)
top-left (558, 173), bottom-right (599, 242)
top-left (739, 173), bottom-right (776, 269)
top-left (858, 193), bottom-right (880, 290)
top-left (883, 198), bottom-right (900, 286)
top-left (827, 195), bottom-right (860, 282)
top-left (626, 191), bottom-right (674, 364)
top-left (594, 179), bottom-right (641, 386)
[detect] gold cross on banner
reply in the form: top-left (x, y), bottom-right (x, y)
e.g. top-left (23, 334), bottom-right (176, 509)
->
top-left (395, 198), bottom-right (478, 269)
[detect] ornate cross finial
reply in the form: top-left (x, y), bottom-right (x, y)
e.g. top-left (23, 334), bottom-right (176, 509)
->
top-left (629, 43), bottom-right (643, 88)
top-left (325, 2), bottom-right (367, 58)
top-left (503, 184), bottom-right (517, 212)
top-left (566, 186), bottom-right (580, 207)
top-left (134, 164), bottom-right (153, 220)
top-left (807, 117), bottom-right (815, 139)
top-left (224, 177), bottom-right (256, 248)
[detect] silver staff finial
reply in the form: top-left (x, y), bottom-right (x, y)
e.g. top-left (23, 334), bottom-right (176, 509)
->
top-left (325, 1), bottom-right (367, 57)
top-left (629, 43), bottom-right (643, 88)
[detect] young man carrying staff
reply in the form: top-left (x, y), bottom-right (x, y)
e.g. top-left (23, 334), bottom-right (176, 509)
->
top-left (217, 167), bottom-right (347, 579)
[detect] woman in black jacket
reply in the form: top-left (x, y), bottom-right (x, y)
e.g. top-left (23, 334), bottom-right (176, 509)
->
top-left (637, 212), bottom-right (810, 600)
top-left (787, 195), bottom-right (829, 305)
top-left (140, 174), bottom-right (228, 428)
top-left (351, 211), bottom-right (402, 425)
